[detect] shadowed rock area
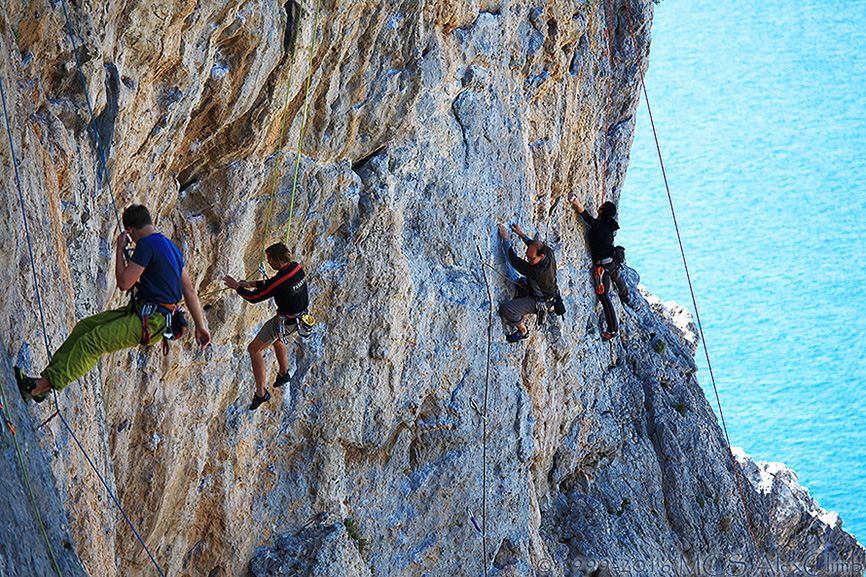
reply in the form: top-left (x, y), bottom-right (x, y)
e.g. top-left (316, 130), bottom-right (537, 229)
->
top-left (0, 1), bottom-right (862, 576)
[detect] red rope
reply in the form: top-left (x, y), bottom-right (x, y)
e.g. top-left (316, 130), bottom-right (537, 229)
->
top-left (622, 2), bottom-right (767, 573)
top-left (601, 0), bottom-right (615, 205)
top-left (38, 409), bottom-right (61, 430)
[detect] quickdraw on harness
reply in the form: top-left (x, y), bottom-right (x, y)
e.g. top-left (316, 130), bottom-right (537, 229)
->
top-left (277, 312), bottom-right (315, 343)
top-left (593, 261), bottom-right (610, 295)
top-left (593, 246), bottom-right (626, 295)
top-left (139, 302), bottom-right (187, 356)
top-left (533, 288), bottom-right (566, 324)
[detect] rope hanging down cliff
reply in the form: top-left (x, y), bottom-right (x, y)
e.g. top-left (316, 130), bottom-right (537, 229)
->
top-left (0, 3), bottom-right (173, 574)
top-left (471, 237), bottom-right (493, 577)
top-left (619, 1), bottom-right (767, 571)
top-left (284, 0), bottom-right (322, 244)
top-left (58, 0), bottom-right (123, 236)
top-left (200, 0), bottom-right (322, 300)
top-left (2, 75), bottom-right (167, 577)
top-left (0, 75), bottom-right (63, 577)
top-left (261, 0), bottom-right (323, 256)
top-left (600, 0), bottom-right (615, 205)
top-left (260, 1), bottom-right (307, 268)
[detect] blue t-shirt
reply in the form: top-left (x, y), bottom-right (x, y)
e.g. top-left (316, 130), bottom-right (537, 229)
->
top-left (130, 233), bottom-right (184, 304)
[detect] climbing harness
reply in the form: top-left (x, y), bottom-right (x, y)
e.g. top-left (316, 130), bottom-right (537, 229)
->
top-left (138, 302), bottom-right (187, 356)
top-left (534, 290), bottom-right (565, 325)
top-left (593, 265), bottom-right (606, 294)
top-left (277, 312), bottom-right (315, 342)
top-left (592, 258), bottom-right (617, 295)
top-left (620, 2), bottom-right (767, 573)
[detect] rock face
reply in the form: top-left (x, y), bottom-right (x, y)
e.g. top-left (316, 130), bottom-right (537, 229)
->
top-left (735, 449), bottom-right (865, 577)
top-left (0, 1), bottom-right (862, 577)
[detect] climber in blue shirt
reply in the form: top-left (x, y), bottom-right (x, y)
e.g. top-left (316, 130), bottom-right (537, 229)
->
top-left (16, 205), bottom-right (211, 402)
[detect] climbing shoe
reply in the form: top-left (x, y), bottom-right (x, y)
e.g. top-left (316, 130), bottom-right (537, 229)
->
top-left (249, 390), bottom-right (271, 411)
top-left (273, 372), bottom-right (290, 388)
top-left (506, 331), bottom-right (528, 343)
top-left (15, 367), bottom-right (47, 403)
top-left (602, 331), bottom-right (617, 342)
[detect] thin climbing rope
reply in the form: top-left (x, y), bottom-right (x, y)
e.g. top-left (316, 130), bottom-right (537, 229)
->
top-left (1, 79), bottom-right (62, 576)
top-left (1, 9), bottom-right (170, 576)
top-left (600, 0), bottom-right (615, 205)
top-left (54, 6), bottom-right (167, 571)
top-left (200, 0), bottom-right (320, 299)
top-left (621, 1), bottom-right (767, 572)
top-left (285, 0), bottom-right (322, 243)
top-left (260, 1), bottom-right (306, 265)
top-left (58, 0), bottom-right (123, 235)
top-left (198, 4), bottom-right (308, 300)
top-left (56, 411), bottom-right (167, 577)
top-left (3, 72), bottom-right (167, 577)
top-left (473, 237), bottom-right (491, 577)
top-left (0, 377), bottom-right (62, 576)
top-left (482, 262), bottom-right (522, 287)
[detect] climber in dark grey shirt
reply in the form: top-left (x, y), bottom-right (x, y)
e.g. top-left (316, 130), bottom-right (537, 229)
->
top-left (570, 193), bottom-right (630, 341)
top-left (497, 222), bottom-right (558, 342)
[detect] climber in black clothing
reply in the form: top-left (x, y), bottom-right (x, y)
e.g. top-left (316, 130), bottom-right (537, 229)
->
top-left (569, 193), bottom-right (630, 341)
top-left (223, 243), bottom-right (309, 410)
top-left (497, 222), bottom-right (559, 342)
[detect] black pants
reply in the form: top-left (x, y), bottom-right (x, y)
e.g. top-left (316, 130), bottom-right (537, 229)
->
top-left (597, 262), bottom-right (628, 333)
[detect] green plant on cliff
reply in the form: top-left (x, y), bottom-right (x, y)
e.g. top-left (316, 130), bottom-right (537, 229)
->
top-left (344, 517), bottom-right (367, 555)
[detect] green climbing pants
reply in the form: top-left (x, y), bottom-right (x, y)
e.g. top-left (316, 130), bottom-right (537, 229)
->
top-left (41, 303), bottom-right (165, 390)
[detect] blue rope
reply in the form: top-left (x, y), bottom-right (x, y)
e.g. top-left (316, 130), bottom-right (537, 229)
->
top-left (57, 412), bottom-right (166, 577)
top-left (3, 17), bottom-right (167, 575)
top-left (0, 78), bottom-right (52, 360)
top-left (1, 72), bottom-right (64, 577)
top-left (58, 0), bottom-right (123, 234)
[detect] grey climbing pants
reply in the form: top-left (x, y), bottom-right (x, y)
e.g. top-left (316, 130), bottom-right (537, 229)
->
top-left (499, 297), bottom-right (537, 328)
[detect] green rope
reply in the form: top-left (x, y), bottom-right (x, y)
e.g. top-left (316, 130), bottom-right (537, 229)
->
top-left (285, 0), bottom-right (322, 244)
top-left (199, 1), bottom-right (316, 300)
top-left (0, 377), bottom-right (63, 576)
top-left (261, 1), bottom-right (306, 265)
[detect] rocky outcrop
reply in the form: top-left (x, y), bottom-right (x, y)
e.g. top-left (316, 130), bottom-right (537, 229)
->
top-left (0, 1), bottom-right (861, 576)
top-left (736, 449), bottom-right (864, 577)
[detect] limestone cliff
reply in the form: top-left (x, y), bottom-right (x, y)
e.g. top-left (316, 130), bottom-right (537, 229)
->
top-left (0, 1), bottom-right (862, 576)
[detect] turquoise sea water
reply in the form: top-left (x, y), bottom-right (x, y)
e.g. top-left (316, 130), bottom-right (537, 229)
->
top-left (619, 0), bottom-right (866, 540)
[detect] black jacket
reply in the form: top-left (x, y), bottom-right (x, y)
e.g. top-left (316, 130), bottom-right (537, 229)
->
top-left (237, 262), bottom-right (309, 316)
top-left (504, 236), bottom-right (558, 298)
top-left (576, 207), bottom-right (619, 262)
